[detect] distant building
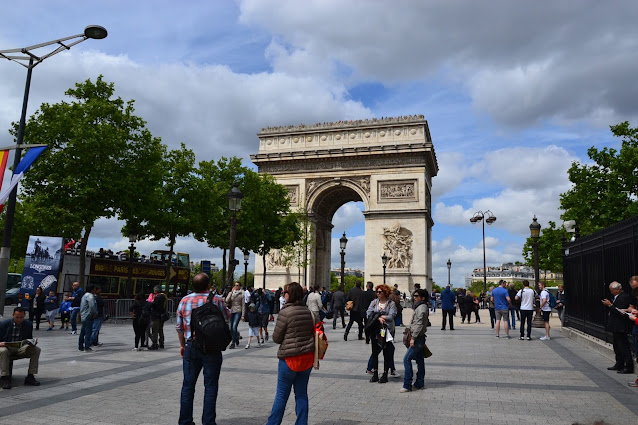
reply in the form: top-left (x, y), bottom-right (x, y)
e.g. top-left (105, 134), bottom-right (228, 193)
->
top-left (330, 267), bottom-right (363, 278)
top-left (469, 262), bottom-right (563, 287)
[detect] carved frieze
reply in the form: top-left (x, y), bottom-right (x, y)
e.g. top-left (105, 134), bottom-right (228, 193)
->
top-left (260, 115), bottom-right (425, 135)
top-left (267, 249), bottom-right (285, 268)
top-left (285, 185), bottom-right (299, 206)
top-left (258, 155), bottom-right (427, 174)
top-left (382, 223), bottom-right (413, 269)
top-left (378, 180), bottom-right (417, 203)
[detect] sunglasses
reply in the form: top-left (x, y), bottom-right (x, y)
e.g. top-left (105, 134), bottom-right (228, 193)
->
top-left (413, 294), bottom-right (421, 298)
top-left (376, 290), bottom-right (384, 293)
top-left (283, 291), bottom-right (289, 295)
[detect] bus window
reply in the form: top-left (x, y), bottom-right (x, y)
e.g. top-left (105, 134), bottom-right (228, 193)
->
top-left (88, 276), bottom-right (119, 295)
top-left (177, 253), bottom-right (190, 268)
top-left (7, 273), bottom-right (22, 289)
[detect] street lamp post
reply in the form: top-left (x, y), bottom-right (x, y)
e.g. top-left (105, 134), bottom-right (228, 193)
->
top-left (227, 182), bottom-right (243, 288)
top-left (339, 232), bottom-right (348, 286)
top-left (0, 25), bottom-right (108, 307)
top-left (529, 215), bottom-right (545, 328)
top-left (381, 253), bottom-right (388, 284)
top-left (447, 258), bottom-right (451, 286)
top-left (243, 249), bottom-right (249, 288)
top-left (470, 210), bottom-right (497, 293)
top-left (127, 231), bottom-right (137, 294)
top-left (12, 261), bottom-right (17, 273)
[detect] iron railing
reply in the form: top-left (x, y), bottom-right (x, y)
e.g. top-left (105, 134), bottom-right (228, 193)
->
top-left (563, 215), bottom-right (638, 342)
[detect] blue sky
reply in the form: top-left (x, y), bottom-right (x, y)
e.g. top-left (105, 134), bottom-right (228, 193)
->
top-left (1, 0), bottom-right (636, 287)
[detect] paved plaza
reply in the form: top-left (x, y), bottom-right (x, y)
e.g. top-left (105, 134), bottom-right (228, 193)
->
top-left (1, 306), bottom-right (637, 425)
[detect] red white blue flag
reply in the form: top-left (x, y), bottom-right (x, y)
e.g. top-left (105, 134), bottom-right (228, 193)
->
top-left (0, 146), bottom-right (47, 213)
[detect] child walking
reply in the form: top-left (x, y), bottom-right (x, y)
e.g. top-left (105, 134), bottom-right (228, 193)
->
top-left (245, 303), bottom-right (261, 349)
top-left (45, 290), bottom-right (59, 331)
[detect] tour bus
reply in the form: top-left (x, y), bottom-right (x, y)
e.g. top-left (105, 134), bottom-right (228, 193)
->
top-left (58, 249), bottom-right (191, 298)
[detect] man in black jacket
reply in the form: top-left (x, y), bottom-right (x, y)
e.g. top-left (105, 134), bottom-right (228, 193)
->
top-left (149, 286), bottom-right (167, 350)
top-left (344, 281), bottom-right (364, 341)
top-left (602, 281), bottom-right (636, 374)
top-left (360, 281), bottom-right (377, 344)
top-left (0, 307), bottom-right (41, 389)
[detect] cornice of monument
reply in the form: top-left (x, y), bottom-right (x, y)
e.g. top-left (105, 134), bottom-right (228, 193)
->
top-left (258, 114), bottom-right (426, 136)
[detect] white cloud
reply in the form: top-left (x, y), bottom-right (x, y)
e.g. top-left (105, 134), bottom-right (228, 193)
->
top-left (332, 203), bottom-right (364, 232)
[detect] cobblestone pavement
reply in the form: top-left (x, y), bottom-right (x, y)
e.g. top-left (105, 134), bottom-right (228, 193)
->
top-left (1, 306), bottom-right (637, 425)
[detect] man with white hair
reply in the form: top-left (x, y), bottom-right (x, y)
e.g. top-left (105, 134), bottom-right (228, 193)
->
top-left (602, 281), bottom-right (636, 374)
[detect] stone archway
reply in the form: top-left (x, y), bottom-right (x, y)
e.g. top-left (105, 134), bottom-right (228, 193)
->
top-left (251, 115), bottom-right (438, 294)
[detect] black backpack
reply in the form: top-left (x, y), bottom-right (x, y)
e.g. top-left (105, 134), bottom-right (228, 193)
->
top-left (191, 295), bottom-right (232, 354)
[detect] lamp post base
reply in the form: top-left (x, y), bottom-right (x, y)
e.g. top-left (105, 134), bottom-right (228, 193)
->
top-left (532, 308), bottom-right (545, 328)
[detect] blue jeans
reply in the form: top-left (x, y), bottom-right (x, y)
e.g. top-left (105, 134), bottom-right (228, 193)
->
top-left (91, 316), bottom-right (104, 345)
top-left (70, 308), bottom-right (80, 332)
top-left (179, 342), bottom-right (222, 425)
top-left (78, 316), bottom-right (94, 350)
top-left (403, 335), bottom-right (425, 390)
top-left (266, 359), bottom-right (312, 425)
top-left (509, 308), bottom-right (517, 329)
top-left (230, 312), bottom-right (241, 345)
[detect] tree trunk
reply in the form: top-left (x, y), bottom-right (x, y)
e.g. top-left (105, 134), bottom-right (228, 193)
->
top-left (262, 253), bottom-right (267, 289)
top-left (78, 226), bottom-right (92, 286)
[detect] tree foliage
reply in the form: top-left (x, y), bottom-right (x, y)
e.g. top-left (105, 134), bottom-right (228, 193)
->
top-left (560, 121), bottom-right (638, 235)
top-left (17, 76), bottom-right (164, 282)
top-left (521, 220), bottom-right (566, 272)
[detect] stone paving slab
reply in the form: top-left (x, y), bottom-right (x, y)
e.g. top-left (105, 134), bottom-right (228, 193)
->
top-left (1, 306), bottom-right (637, 424)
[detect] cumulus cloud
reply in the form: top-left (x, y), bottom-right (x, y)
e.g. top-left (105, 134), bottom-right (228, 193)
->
top-left (332, 202), bottom-right (364, 232)
top-left (239, 0), bottom-right (638, 128)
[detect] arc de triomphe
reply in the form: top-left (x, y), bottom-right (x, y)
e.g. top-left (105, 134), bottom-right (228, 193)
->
top-left (250, 115), bottom-right (438, 294)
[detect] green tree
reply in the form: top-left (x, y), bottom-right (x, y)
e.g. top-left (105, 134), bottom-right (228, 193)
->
top-left (131, 144), bottom-right (196, 293)
top-left (521, 221), bottom-right (566, 272)
top-left (18, 76), bottom-right (165, 283)
top-left (239, 172), bottom-right (300, 289)
top-left (281, 208), bottom-right (314, 286)
top-left (560, 121), bottom-right (638, 235)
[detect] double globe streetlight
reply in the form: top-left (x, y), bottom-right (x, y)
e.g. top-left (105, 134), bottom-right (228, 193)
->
top-left (0, 26), bottom-right (108, 306)
top-left (470, 210), bottom-right (497, 293)
top-left (529, 215), bottom-right (545, 328)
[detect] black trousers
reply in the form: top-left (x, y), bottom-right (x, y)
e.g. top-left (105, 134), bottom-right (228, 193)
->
top-left (519, 310), bottom-right (533, 337)
top-left (345, 311), bottom-right (363, 337)
top-left (371, 337), bottom-right (392, 373)
top-left (442, 309), bottom-right (454, 329)
top-left (612, 331), bottom-right (634, 370)
top-left (133, 319), bottom-right (148, 348)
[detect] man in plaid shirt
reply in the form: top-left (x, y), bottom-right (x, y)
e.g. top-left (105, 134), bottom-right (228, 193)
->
top-left (176, 273), bottom-right (230, 425)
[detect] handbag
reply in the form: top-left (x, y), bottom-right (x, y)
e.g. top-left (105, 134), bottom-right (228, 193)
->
top-left (423, 344), bottom-right (433, 358)
top-left (403, 327), bottom-right (412, 348)
top-left (161, 312), bottom-right (170, 322)
top-left (313, 323), bottom-right (328, 370)
top-left (346, 300), bottom-right (354, 311)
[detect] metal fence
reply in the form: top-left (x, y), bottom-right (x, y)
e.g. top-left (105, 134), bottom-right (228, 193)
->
top-left (107, 298), bottom-right (180, 323)
top-left (563, 215), bottom-right (638, 342)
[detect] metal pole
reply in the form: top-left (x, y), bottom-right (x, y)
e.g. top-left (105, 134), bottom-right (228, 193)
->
top-left (340, 250), bottom-right (345, 286)
top-left (227, 212), bottom-right (238, 288)
top-left (482, 218), bottom-right (487, 293)
top-left (383, 264), bottom-right (386, 284)
top-left (127, 242), bottom-right (135, 289)
top-left (448, 266), bottom-right (451, 286)
top-left (534, 239), bottom-right (540, 291)
top-left (243, 258), bottom-right (248, 288)
top-left (0, 57), bottom-right (33, 307)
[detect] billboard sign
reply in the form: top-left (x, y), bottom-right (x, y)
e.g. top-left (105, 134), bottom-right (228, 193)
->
top-left (21, 235), bottom-right (64, 295)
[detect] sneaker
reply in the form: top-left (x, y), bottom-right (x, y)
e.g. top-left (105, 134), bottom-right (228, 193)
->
top-left (495, 335), bottom-right (500, 338)
top-left (229, 343), bottom-right (235, 349)
top-left (413, 385), bottom-right (424, 390)
top-left (518, 336), bottom-right (524, 340)
top-left (505, 335), bottom-right (512, 339)
top-left (133, 347), bottom-right (139, 351)
top-left (390, 370), bottom-right (401, 378)
top-left (540, 336), bottom-right (550, 341)
top-left (629, 379), bottom-right (638, 387)
top-left (260, 338), bottom-right (264, 344)
top-left (70, 330), bottom-right (77, 335)
top-left (526, 337), bottom-right (532, 340)
top-left (257, 342), bottom-right (261, 347)
top-left (84, 348), bottom-right (94, 352)
top-left (366, 370), bottom-right (374, 375)
top-left (47, 328), bottom-right (53, 331)
top-left (59, 325), bottom-right (65, 330)
top-left (399, 387), bottom-right (411, 393)
top-left (66, 327), bottom-right (69, 331)
top-left (265, 333), bottom-right (269, 342)
top-left (245, 344), bottom-right (250, 349)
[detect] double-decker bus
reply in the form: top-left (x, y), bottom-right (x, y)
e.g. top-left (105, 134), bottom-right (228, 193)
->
top-left (58, 249), bottom-right (191, 298)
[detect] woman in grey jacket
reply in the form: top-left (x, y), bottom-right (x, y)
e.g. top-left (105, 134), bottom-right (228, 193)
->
top-left (366, 284), bottom-right (397, 383)
top-left (401, 288), bottom-right (429, 392)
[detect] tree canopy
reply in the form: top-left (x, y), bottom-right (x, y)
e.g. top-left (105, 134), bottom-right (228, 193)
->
top-left (17, 76), bottom-right (165, 282)
top-left (560, 121), bottom-right (638, 235)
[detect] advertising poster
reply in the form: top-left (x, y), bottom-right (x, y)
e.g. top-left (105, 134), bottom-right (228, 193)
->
top-left (21, 235), bottom-right (64, 296)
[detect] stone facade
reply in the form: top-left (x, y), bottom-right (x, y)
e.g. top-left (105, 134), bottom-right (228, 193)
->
top-left (250, 115), bottom-right (438, 294)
